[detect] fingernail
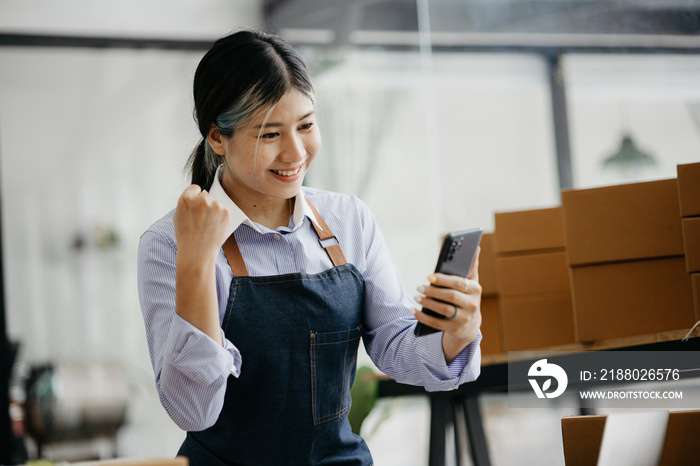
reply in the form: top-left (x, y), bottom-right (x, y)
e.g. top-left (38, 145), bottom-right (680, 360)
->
top-left (414, 295), bottom-right (424, 304)
top-left (427, 275), bottom-right (437, 284)
top-left (411, 308), bottom-right (418, 315)
top-left (417, 285), bottom-right (426, 293)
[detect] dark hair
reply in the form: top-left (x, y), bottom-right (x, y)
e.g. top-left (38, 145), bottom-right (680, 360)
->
top-left (187, 30), bottom-right (314, 189)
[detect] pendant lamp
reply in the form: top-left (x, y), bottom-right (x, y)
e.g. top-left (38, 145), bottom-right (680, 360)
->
top-left (603, 133), bottom-right (657, 174)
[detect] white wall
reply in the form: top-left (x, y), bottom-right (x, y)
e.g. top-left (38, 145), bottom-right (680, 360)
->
top-left (0, 46), bottom-right (207, 458)
top-left (0, 2), bottom-right (263, 458)
top-left (0, 0), bottom-right (263, 39)
top-left (566, 54), bottom-right (700, 188)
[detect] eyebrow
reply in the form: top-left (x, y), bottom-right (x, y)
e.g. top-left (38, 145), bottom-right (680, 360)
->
top-left (254, 111), bottom-right (315, 129)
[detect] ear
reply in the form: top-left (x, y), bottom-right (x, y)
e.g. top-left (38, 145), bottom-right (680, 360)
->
top-left (207, 125), bottom-right (227, 156)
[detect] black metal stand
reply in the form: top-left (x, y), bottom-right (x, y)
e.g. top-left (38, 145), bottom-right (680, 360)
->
top-left (426, 394), bottom-right (492, 466)
top-left (462, 396), bottom-right (491, 466)
top-left (428, 396), bottom-right (450, 466)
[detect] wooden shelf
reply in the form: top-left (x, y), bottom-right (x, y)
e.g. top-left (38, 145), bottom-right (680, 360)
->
top-left (481, 326), bottom-right (700, 366)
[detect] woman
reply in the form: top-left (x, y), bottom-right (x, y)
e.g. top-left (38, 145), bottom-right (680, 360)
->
top-left (137, 30), bottom-right (482, 465)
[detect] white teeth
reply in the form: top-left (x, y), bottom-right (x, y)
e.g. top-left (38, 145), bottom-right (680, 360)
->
top-left (272, 167), bottom-right (301, 177)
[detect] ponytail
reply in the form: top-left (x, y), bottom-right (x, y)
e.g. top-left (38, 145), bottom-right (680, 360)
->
top-left (187, 138), bottom-right (220, 190)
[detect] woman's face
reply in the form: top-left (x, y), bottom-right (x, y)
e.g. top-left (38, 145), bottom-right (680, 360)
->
top-left (213, 88), bottom-right (321, 205)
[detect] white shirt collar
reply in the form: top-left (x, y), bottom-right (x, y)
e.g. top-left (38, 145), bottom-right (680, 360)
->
top-left (208, 165), bottom-right (320, 237)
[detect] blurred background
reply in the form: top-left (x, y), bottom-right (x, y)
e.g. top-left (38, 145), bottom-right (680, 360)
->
top-left (0, 0), bottom-right (699, 464)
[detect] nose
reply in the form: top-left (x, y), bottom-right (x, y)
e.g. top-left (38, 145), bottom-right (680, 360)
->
top-left (281, 133), bottom-right (306, 162)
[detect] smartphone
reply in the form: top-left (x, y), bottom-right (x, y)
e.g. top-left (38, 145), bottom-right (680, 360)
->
top-left (414, 227), bottom-right (483, 337)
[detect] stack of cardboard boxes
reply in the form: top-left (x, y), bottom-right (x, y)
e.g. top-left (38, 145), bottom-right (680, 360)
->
top-left (493, 207), bottom-right (576, 350)
top-left (561, 178), bottom-right (696, 342)
top-left (677, 162), bottom-right (700, 321)
top-left (477, 166), bottom-right (699, 354)
top-left (478, 232), bottom-right (503, 355)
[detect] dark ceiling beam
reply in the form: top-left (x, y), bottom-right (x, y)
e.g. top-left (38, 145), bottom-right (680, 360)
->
top-left (0, 33), bottom-right (214, 50)
top-left (1, 32), bottom-right (699, 56)
top-left (346, 31), bottom-right (700, 54)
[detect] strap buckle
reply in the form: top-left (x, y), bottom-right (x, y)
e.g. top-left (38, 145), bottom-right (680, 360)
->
top-left (318, 236), bottom-right (340, 249)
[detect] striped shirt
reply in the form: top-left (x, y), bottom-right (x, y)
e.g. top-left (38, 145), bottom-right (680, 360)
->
top-left (137, 168), bottom-right (481, 432)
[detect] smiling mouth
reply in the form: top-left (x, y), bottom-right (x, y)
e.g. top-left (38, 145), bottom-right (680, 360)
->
top-left (270, 166), bottom-right (302, 177)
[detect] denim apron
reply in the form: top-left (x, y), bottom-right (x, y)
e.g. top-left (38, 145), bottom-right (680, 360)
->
top-left (178, 201), bottom-right (373, 465)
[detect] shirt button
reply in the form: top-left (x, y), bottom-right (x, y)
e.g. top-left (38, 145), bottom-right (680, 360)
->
top-left (274, 233), bottom-right (281, 241)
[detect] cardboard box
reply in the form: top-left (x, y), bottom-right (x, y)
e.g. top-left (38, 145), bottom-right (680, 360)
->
top-left (480, 296), bottom-right (503, 355)
top-left (496, 251), bottom-right (570, 298)
top-left (479, 233), bottom-right (500, 296)
top-left (562, 179), bottom-right (684, 266)
top-left (677, 162), bottom-right (700, 217)
top-left (570, 257), bottom-right (695, 342)
top-left (693, 273), bottom-right (700, 322)
top-left (561, 415), bottom-right (606, 466)
top-left (682, 217), bottom-right (700, 273)
top-left (494, 206), bottom-right (565, 254)
top-left (562, 411), bottom-right (700, 466)
top-left (500, 293), bottom-right (575, 351)
top-left (660, 410), bottom-right (700, 465)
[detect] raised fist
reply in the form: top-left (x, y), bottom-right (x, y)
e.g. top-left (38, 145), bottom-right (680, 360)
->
top-left (173, 184), bottom-right (231, 262)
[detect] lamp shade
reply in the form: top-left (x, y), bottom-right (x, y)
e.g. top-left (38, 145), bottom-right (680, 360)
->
top-left (603, 134), bottom-right (657, 173)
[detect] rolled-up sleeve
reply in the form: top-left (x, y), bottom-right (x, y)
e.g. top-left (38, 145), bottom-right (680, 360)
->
top-left (137, 227), bottom-right (242, 431)
top-left (355, 199), bottom-right (481, 391)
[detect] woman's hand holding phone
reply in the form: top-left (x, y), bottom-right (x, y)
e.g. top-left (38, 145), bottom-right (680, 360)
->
top-left (413, 257), bottom-right (482, 362)
top-left (412, 228), bottom-right (483, 363)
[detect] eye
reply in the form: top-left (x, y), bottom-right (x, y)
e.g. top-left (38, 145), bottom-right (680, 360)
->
top-left (260, 132), bottom-right (279, 139)
top-left (298, 122), bottom-right (314, 131)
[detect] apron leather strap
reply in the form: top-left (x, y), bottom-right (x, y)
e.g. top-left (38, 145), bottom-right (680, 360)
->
top-left (222, 234), bottom-right (249, 277)
top-left (306, 200), bottom-right (347, 268)
top-left (221, 197), bottom-right (347, 277)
